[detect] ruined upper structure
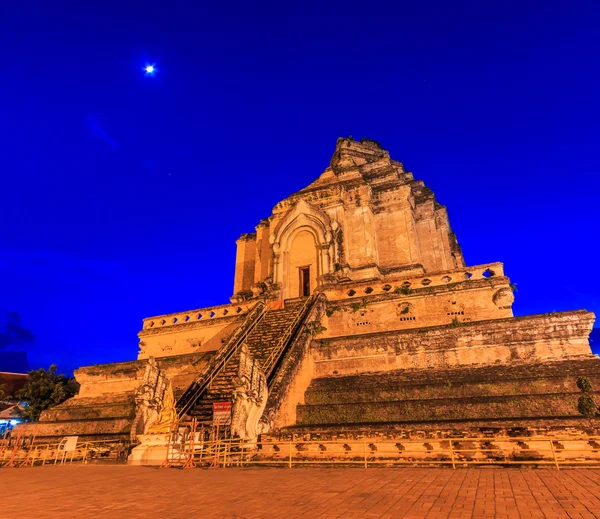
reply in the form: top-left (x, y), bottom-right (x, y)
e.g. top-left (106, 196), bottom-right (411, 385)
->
top-left (232, 137), bottom-right (464, 302)
top-left (136, 138), bottom-right (517, 360)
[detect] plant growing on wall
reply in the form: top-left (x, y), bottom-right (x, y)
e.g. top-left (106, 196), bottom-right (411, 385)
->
top-left (236, 289), bottom-right (254, 300)
top-left (395, 286), bottom-right (413, 295)
top-left (305, 321), bottom-right (327, 337)
top-left (450, 318), bottom-right (464, 327)
top-left (351, 299), bottom-right (369, 312)
top-left (576, 376), bottom-right (599, 419)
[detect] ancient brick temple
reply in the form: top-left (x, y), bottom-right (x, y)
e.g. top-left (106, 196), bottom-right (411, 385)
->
top-left (18, 138), bottom-right (598, 462)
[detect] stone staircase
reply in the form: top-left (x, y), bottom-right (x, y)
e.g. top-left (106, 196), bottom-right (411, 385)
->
top-left (185, 298), bottom-right (311, 424)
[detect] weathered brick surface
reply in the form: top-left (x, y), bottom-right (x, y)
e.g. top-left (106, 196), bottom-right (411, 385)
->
top-left (234, 138), bottom-right (466, 301)
top-left (313, 311), bottom-right (595, 377)
top-left (2, 466), bottom-right (600, 518)
top-left (297, 358), bottom-right (600, 429)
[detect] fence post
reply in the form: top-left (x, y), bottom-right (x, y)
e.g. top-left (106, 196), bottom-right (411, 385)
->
top-left (289, 442), bottom-right (292, 468)
top-left (449, 440), bottom-right (456, 469)
top-left (549, 439), bottom-right (559, 471)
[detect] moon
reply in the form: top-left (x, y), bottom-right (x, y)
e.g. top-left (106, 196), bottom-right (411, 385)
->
top-left (144, 64), bottom-right (157, 76)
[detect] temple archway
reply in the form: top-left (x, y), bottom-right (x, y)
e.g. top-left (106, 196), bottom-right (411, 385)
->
top-left (271, 200), bottom-right (335, 300)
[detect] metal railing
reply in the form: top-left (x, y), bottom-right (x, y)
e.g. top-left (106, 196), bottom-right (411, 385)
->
top-left (0, 437), bottom-right (129, 468)
top-left (176, 300), bottom-right (268, 419)
top-left (4, 433), bottom-right (600, 469)
top-left (262, 295), bottom-right (316, 381)
top-left (169, 436), bottom-right (600, 470)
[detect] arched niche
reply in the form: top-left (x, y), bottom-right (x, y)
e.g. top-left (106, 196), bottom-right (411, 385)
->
top-left (270, 200), bottom-right (335, 299)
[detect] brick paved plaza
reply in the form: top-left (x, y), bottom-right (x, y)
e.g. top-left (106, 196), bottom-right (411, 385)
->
top-left (1, 466), bottom-right (600, 518)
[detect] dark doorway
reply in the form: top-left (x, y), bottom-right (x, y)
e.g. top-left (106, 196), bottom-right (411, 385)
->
top-left (299, 267), bottom-right (311, 297)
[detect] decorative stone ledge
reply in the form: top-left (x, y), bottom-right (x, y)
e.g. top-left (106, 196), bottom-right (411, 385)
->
top-left (140, 302), bottom-right (253, 331)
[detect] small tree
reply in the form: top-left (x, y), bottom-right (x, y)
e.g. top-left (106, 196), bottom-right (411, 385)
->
top-left (16, 365), bottom-right (79, 422)
top-left (0, 384), bottom-right (6, 403)
top-left (576, 376), bottom-right (599, 419)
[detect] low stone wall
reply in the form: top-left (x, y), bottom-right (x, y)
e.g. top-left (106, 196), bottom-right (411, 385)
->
top-left (313, 311), bottom-right (595, 377)
top-left (254, 433), bottom-right (600, 467)
top-left (323, 274), bottom-right (514, 338)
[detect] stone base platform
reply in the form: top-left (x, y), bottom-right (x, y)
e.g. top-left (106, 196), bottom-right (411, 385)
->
top-left (15, 352), bottom-right (214, 442)
top-left (295, 357), bottom-right (600, 429)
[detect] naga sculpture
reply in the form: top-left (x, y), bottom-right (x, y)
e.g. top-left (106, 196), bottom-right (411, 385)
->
top-left (231, 344), bottom-right (269, 442)
top-left (130, 357), bottom-right (175, 441)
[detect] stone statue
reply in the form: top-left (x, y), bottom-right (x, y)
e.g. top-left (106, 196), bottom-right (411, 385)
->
top-left (231, 344), bottom-right (269, 442)
top-left (130, 357), bottom-right (173, 441)
top-left (148, 383), bottom-right (177, 434)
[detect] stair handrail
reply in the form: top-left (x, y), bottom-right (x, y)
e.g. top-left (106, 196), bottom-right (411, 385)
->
top-left (262, 294), bottom-right (317, 381)
top-left (176, 300), bottom-right (268, 419)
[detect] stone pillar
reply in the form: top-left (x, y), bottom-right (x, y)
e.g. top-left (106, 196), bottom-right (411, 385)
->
top-left (254, 220), bottom-right (271, 285)
top-left (233, 233), bottom-right (257, 296)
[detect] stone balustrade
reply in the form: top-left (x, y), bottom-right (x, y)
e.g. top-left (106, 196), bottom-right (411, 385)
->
top-left (141, 302), bottom-right (252, 330)
top-left (328, 262), bottom-right (506, 300)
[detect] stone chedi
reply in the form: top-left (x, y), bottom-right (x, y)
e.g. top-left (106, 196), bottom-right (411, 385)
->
top-left (18, 138), bottom-right (598, 461)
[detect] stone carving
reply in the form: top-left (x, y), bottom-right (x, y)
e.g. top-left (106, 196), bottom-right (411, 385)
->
top-left (130, 357), bottom-right (173, 441)
top-left (231, 344), bottom-right (269, 442)
top-left (396, 302), bottom-right (414, 316)
top-left (147, 383), bottom-right (177, 434)
top-left (493, 288), bottom-right (515, 308)
top-left (347, 307), bottom-right (373, 328)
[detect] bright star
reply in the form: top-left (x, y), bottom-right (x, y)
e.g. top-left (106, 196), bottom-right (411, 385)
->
top-left (144, 63), bottom-right (157, 76)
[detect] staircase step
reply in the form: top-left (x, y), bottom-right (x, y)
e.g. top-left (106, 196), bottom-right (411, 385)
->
top-left (184, 298), bottom-right (312, 417)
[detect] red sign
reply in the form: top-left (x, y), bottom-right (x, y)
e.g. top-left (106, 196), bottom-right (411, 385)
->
top-left (212, 401), bottom-right (232, 426)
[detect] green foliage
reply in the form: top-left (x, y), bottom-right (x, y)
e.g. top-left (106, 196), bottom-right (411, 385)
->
top-left (509, 283), bottom-right (518, 292)
top-left (400, 306), bottom-right (409, 315)
top-left (578, 395), bottom-right (598, 419)
top-left (326, 309), bottom-right (334, 318)
top-left (236, 289), bottom-right (254, 300)
top-left (305, 322), bottom-right (327, 337)
top-left (577, 375), bottom-right (594, 394)
top-left (575, 375), bottom-right (599, 419)
top-left (450, 318), bottom-right (464, 327)
top-left (360, 137), bottom-right (383, 148)
top-left (333, 263), bottom-right (343, 272)
top-left (0, 384), bottom-right (6, 402)
top-left (16, 365), bottom-right (79, 422)
top-left (351, 299), bottom-right (368, 312)
top-left (395, 286), bottom-right (413, 295)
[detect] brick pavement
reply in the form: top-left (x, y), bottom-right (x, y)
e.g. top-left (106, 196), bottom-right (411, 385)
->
top-left (1, 467), bottom-right (600, 518)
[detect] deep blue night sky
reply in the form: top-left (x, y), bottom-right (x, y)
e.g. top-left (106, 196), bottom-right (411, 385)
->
top-left (1, 1), bottom-right (598, 375)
